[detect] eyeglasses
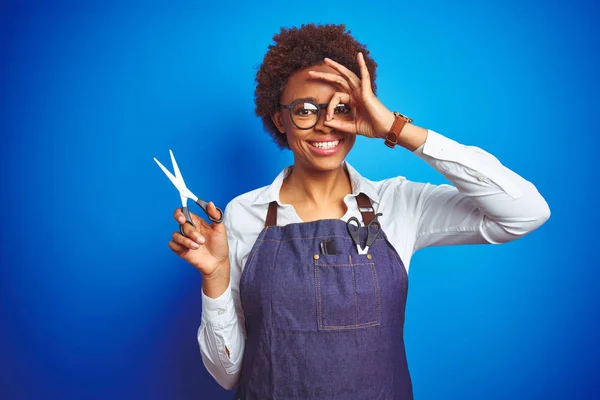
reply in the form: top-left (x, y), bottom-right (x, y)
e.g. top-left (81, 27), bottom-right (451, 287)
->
top-left (279, 99), bottom-right (353, 130)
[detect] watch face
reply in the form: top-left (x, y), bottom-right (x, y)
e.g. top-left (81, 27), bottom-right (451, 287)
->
top-left (400, 113), bottom-right (413, 123)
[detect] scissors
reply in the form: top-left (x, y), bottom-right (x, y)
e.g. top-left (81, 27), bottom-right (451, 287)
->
top-left (154, 150), bottom-right (223, 235)
top-left (346, 213), bottom-right (383, 255)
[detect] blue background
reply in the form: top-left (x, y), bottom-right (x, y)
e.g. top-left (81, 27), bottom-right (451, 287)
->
top-left (1, 0), bottom-right (598, 399)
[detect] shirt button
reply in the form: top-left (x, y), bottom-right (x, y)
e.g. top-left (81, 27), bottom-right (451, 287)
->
top-left (217, 309), bottom-right (225, 315)
top-left (477, 175), bottom-right (486, 182)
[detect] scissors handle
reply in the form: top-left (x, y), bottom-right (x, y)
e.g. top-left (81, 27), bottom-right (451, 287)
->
top-left (195, 199), bottom-right (224, 223)
top-left (179, 206), bottom-right (196, 236)
top-left (179, 202), bottom-right (224, 236)
top-left (346, 217), bottom-right (362, 252)
top-left (365, 213), bottom-right (383, 248)
top-left (180, 202), bottom-right (223, 228)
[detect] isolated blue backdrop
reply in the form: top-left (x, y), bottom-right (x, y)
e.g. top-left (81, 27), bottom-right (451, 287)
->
top-left (1, 0), bottom-right (599, 399)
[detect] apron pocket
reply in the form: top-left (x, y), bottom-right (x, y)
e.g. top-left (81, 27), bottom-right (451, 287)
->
top-left (314, 254), bottom-right (381, 331)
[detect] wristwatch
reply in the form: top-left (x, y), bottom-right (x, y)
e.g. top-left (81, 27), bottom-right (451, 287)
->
top-left (384, 112), bottom-right (413, 148)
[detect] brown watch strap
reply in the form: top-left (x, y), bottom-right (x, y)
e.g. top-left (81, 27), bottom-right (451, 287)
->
top-left (384, 112), bottom-right (412, 149)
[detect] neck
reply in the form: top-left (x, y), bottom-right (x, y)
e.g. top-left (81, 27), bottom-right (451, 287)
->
top-left (281, 162), bottom-right (352, 206)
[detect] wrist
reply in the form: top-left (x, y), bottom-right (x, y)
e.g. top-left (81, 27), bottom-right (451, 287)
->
top-left (201, 259), bottom-right (230, 280)
top-left (383, 112), bottom-right (413, 148)
top-left (397, 124), bottom-right (428, 152)
top-left (378, 111), bottom-right (396, 139)
top-left (202, 263), bottom-right (230, 299)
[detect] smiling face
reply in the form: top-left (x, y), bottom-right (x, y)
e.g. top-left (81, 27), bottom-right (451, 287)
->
top-left (272, 64), bottom-right (356, 173)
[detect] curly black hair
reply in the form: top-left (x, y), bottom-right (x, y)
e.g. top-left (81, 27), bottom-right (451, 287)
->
top-left (254, 23), bottom-right (378, 149)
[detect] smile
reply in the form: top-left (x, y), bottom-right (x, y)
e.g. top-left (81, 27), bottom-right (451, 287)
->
top-left (309, 139), bottom-right (342, 149)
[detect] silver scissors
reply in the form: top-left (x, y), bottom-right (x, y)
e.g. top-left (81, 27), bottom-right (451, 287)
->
top-left (346, 213), bottom-right (383, 254)
top-left (154, 150), bottom-right (223, 234)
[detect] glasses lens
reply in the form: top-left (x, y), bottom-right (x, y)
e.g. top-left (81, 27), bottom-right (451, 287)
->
top-left (288, 101), bottom-right (354, 129)
top-left (333, 103), bottom-right (353, 120)
top-left (291, 102), bottom-right (319, 129)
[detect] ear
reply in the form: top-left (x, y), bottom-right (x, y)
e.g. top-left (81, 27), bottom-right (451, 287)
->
top-left (271, 111), bottom-right (286, 134)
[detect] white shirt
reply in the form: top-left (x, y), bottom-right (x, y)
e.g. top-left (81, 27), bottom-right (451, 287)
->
top-left (197, 130), bottom-right (550, 390)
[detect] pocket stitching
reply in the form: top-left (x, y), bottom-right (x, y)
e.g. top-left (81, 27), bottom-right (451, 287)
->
top-left (314, 259), bottom-right (381, 331)
top-left (352, 264), bottom-right (358, 326)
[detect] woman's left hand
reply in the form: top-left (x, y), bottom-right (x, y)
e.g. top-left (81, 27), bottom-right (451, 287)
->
top-left (308, 52), bottom-right (395, 139)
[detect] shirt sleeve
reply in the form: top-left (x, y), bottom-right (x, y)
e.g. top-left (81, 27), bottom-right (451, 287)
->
top-left (411, 130), bottom-right (550, 251)
top-left (197, 202), bottom-right (246, 390)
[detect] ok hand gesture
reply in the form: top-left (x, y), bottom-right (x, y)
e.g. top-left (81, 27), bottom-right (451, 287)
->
top-left (308, 52), bottom-right (395, 140)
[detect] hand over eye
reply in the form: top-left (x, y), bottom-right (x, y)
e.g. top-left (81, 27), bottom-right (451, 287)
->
top-left (307, 52), bottom-right (395, 139)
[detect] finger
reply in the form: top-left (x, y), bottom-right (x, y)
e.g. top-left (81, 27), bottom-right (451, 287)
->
top-left (172, 230), bottom-right (202, 249)
top-left (307, 70), bottom-right (352, 93)
top-left (357, 52), bottom-right (373, 95)
top-left (174, 222), bottom-right (205, 248)
top-left (206, 202), bottom-right (226, 232)
top-left (326, 92), bottom-right (351, 121)
top-left (174, 208), bottom-right (186, 225)
top-left (168, 240), bottom-right (189, 255)
top-left (174, 208), bottom-right (205, 243)
top-left (323, 57), bottom-right (361, 90)
top-left (182, 221), bottom-right (206, 244)
top-left (324, 118), bottom-right (357, 134)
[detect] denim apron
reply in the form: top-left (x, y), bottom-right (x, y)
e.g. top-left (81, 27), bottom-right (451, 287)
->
top-left (235, 193), bottom-right (413, 399)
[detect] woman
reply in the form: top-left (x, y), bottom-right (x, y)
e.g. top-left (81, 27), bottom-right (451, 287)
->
top-left (168, 24), bottom-right (550, 399)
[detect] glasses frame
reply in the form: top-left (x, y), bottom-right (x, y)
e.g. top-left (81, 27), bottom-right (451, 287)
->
top-left (279, 100), bottom-right (332, 130)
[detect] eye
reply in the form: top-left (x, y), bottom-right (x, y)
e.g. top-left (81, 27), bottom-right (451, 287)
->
top-left (292, 102), bottom-right (319, 116)
top-left (333, 103), bottom-right (351, 115)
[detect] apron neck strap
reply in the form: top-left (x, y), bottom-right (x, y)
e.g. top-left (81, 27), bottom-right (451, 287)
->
top-left (355, 192), bottom-right (376, 225)
top-left (264, 193), bottom-right (375, 228)
top-left (265, 201), bottom-right (278, 227)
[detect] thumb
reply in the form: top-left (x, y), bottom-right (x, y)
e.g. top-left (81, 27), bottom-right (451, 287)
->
top-left (206, 201), bottom-right (225, 229)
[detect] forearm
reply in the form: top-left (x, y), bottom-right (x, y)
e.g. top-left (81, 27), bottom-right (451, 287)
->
top-left (397, 123), bottom-right (429, 152)
top-left (198, 279), bottom-right (245, 390)
top-left (198, 320), bottom-right (244, 389)
top-left (410, 130), bottom-right (550, 248)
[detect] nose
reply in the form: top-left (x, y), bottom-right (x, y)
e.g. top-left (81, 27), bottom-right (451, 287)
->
top-left (314, 108), bottom-right (333, 134)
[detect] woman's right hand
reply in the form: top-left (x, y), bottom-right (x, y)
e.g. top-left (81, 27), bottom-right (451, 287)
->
top-left (168, 202), bottom-right (229, 278)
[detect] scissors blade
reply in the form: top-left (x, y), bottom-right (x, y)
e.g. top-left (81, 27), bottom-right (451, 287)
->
top-left (179, 193), bottom-right (188, 208)
top-left (181, 187), bottom-right (198, 202)
top-left (169, 149), bottom-right (185, 184)
top-left (155, 151), bottom-right (198, 207)
top-left (154, 157), bottom-right (181, 189)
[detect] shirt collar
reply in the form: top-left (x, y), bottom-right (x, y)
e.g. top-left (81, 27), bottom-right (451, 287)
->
top-left (254, 161), bottom-right (381, 206)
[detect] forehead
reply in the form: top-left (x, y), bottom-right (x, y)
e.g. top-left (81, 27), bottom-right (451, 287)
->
top-left (280, 64), bottom-right (342, 104)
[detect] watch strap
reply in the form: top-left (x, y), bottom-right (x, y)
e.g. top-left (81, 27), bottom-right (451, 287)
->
top-left (384, 112), bottom-right (413, 148)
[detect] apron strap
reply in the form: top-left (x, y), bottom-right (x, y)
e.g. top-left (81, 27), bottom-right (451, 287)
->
top-left (264, 193), bottom-right (375, 227)
top-left (356, 192), bottom-right (375, 225)
top-left (265, 201), bottom-right (278, 228)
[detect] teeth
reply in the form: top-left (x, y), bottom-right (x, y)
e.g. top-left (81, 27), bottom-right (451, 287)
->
top-left (311, 140), bottom-right (340, 149)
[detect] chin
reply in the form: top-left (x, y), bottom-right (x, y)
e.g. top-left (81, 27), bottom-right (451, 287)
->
top-left (305, 152), bottom-right (350, 174)
top-left (292, 138), bottom-right (355, 172)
